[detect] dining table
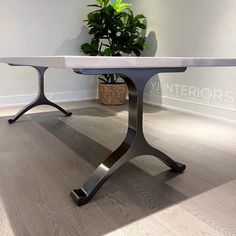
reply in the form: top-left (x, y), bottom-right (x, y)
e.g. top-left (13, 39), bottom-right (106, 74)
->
top-left (0, 56), bottom-right (236, 206)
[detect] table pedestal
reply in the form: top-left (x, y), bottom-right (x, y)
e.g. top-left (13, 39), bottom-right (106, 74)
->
top-left (71, 67), bottom-right (187, 206)
top-left (8, 66), bottom-right (72, 124)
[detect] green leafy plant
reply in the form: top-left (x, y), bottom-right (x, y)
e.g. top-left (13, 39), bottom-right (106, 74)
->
top-left (81, 0), bottom-right (148, 84)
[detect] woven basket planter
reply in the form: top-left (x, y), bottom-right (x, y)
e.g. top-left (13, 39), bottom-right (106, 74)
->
top-left (99, 83), bottom-right (127, 105)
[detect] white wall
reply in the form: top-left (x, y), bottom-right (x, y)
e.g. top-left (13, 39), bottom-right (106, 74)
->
top-left (1, 0), bottom-right (236, 121)
top-left (133, 0), bottom-right (236, 121)
top-left (0, 0), bottom-right (97, 107)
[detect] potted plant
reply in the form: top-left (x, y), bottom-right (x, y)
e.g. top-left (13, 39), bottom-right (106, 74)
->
top-left (81, 0), bottom-right (148, 105)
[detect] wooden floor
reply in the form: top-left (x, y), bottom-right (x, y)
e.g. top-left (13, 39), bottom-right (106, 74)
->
top-left (0, 100), bottom-right (235, 236)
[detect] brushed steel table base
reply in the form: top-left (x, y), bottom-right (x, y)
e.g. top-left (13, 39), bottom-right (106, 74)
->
top-left (8, 66), bottom-right (72, 124)
top-left (71, 67), bottom-right (187, 206)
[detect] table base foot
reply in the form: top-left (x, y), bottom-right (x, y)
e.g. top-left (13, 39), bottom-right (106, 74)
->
top-left (46, 100), bottom-right (72, 117)
top-left (71, 129), bottom-right (185, 206)
top-left (8, 98), bottom-right (72, 124)
top-left (8, 66), bottom-right (72, 124)
top-left (148, 147), bottom-right (186, 172)
top-left (70, 189), bottom-right (90, 206)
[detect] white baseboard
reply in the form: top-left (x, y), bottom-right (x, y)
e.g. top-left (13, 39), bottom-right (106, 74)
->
top-left (144, 93), bottom-right (236, 122)
top-left (1, 90), bottom-right (235, 122)
top-left (0, 90), bottom-right (98, 108)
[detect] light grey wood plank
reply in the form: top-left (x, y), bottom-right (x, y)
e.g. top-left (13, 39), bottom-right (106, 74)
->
top-left (95, 185), bottom-right (176, 236)
top-left (152, 205), bottom-right (224, 236)
top-left (0, 171), bottom-right (30, 236)
top-left (0, 151), bottom-right (80, 236)
top-left (0, 100), bottom-right (235, 236)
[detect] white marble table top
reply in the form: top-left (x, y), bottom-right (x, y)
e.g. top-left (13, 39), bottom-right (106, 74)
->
top-left (1, 56), bottom-right (236, 69)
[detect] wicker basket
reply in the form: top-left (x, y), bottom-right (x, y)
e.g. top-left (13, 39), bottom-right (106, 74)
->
top-left (99, 83), bottom-right (127, 105)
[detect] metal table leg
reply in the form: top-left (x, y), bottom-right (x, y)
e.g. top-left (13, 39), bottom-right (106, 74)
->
top-left (8, 66), bottom-right (72, 124)
top-left (71, 67), bottom-right (187, 206)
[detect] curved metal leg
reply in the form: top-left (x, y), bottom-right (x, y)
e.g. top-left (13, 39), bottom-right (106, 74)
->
top-left (147, 146), bottom-right (186, 172)
top-left (8, 99), bottom-right (40, 124)
top-left (46, 100), bottom-right (72, 117)
top-left (71, 128), bottom-right (185, 206)
top-left (72, 67), bottom-right (187, 206)
top-left (8, 66), bottom-right (72, 124)
top-left (71, 132), bottom-right (135, 206)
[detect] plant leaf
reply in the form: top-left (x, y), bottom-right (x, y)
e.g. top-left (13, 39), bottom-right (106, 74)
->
top-left (133, 48), bottom-right (141, 56)
top-left (96, 0), bottom-right (103, 5)
top-left (104, 48), bottom-right (112, 56)
top-left (143, 43), bottom-right (149, 49)
top-left (98, 77), bottom-right (108, 83)
top-left (82, 0), bottom-right (149, 62)
top-left (103, 0), bottom-right (110, 7)
top-left (81, 43), bottom-right (92, 54)
top-left (137, 22), bottom-right (146, 29)
top-left (134, 14), bottom-right (146, 21)
top-left (87, 4), bottom-right (102, 8)
top-left (91, 39), bottom-right (99, 51)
